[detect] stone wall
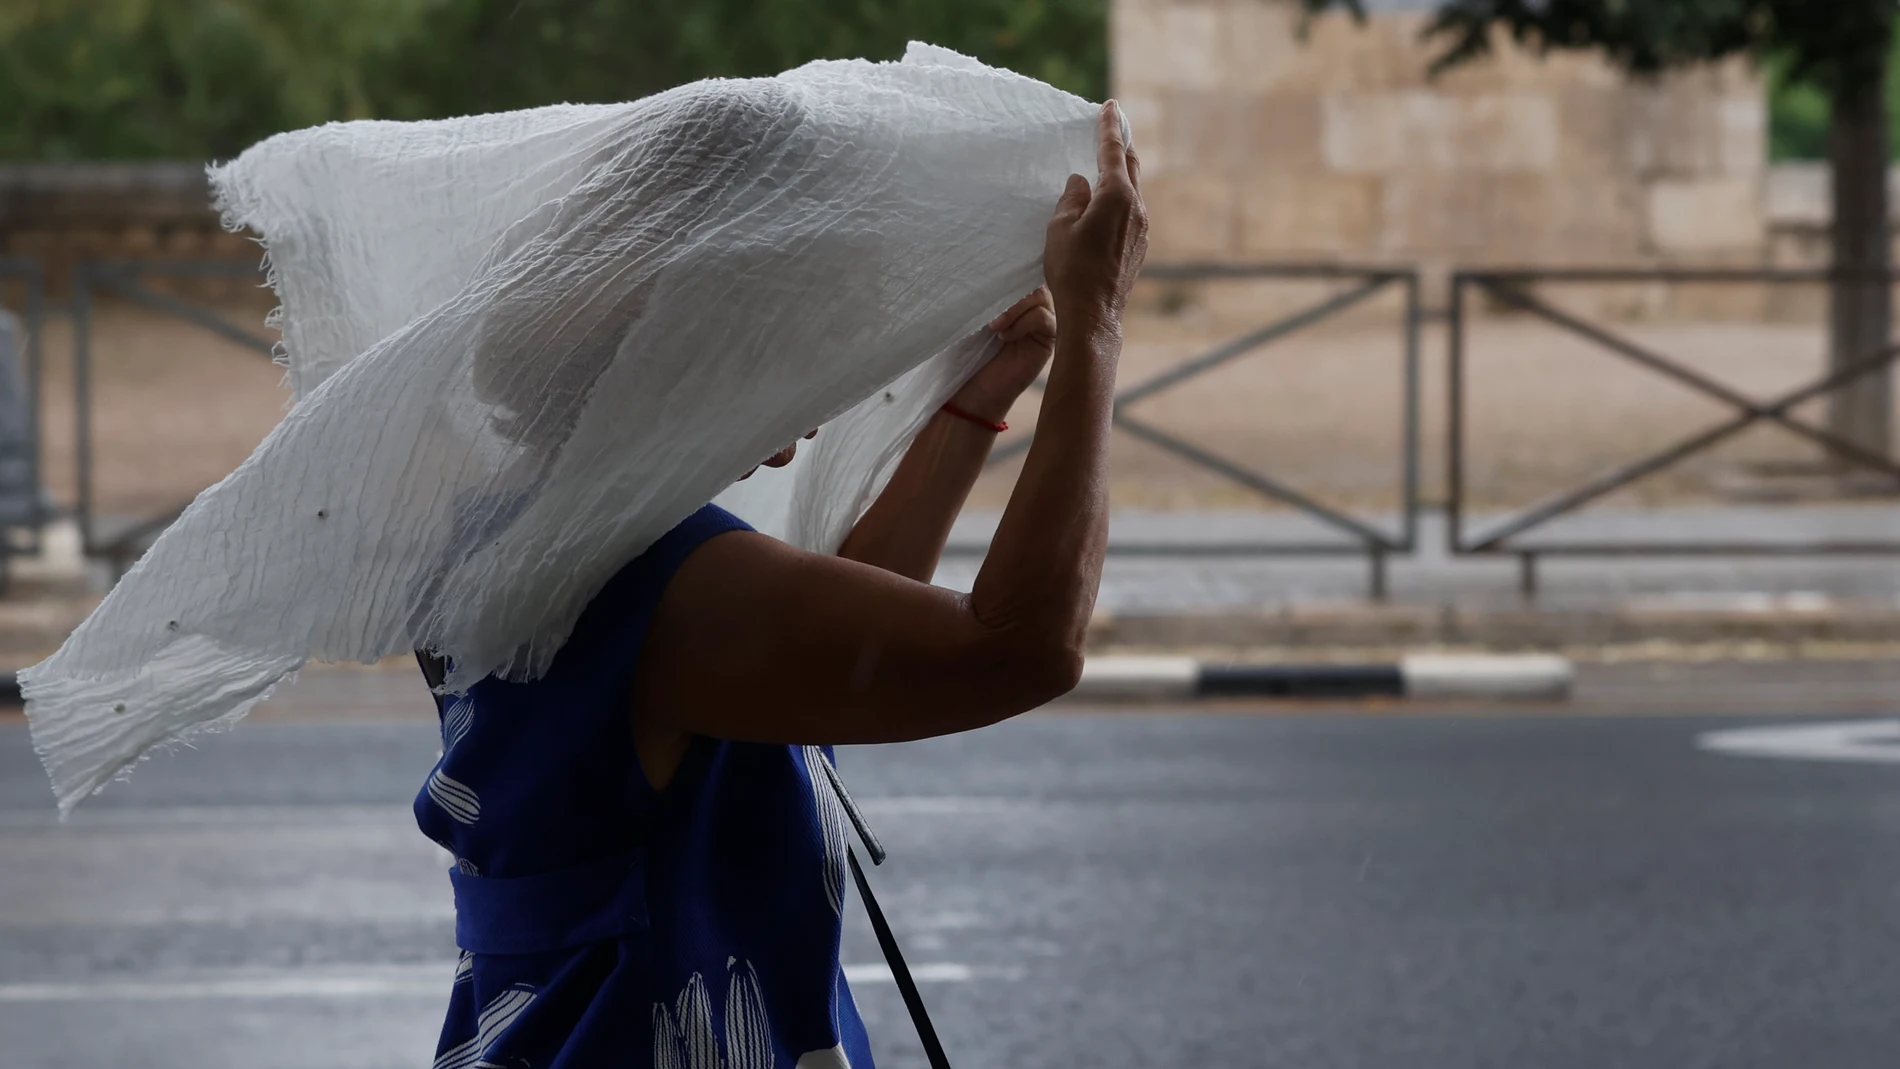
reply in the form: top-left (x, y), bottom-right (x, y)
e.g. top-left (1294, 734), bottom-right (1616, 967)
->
top-left (0, 23), bottom-right (1877, 323)
top-left (1113, 0), bottom-right (1772, 316)
top-left (0, 162), bottom-right (261, 305)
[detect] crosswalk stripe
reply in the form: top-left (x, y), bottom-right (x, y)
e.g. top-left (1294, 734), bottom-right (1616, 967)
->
top-left (0, 963), bottom-right (1013, 1002)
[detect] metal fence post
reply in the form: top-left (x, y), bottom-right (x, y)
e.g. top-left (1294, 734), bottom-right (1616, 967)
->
top-left (1401, 270), bottom-right (1422, 554)
top-left (72, 265), bottom-right (94, 555)
top-left (1446, 273), bottom-right (1466, 556)
top-left (0, 262), bottom-right (46, 555)
top-left (0, 260), bottom-right (50, 561)
top-left (24, 261), bottom-right (44, 546)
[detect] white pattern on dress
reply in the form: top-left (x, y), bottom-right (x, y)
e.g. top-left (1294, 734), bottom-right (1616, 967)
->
top-left (724, 960), bottom-right (773, 1069)
top-left (427, 766), bottom-right (481, 824)
top-left (801, 746), bottom-right (848, 917)
top-left (443, 694), bottom-right (476, 751)
top-left (434, 981), bottom-right (535, 1069)
top-left (652, 960), bottom-right (849, 1069)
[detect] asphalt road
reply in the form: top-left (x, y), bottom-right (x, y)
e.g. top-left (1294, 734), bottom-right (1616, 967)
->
top-left (2, 682), bottom-right (1897, 1068)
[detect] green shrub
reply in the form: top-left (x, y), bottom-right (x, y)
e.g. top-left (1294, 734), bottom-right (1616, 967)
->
top-left (0, 0), bottom-right (1108, 160)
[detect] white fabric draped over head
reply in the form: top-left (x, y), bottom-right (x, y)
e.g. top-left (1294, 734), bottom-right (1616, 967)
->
top-left (25, 43), bottom-right (1103, 812)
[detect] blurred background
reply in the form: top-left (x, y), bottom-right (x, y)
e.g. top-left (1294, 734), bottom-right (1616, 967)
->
top-left (8, 0), bottom-right (1900, 585)
top-left (3, 2), bottom-right (1900, 1067)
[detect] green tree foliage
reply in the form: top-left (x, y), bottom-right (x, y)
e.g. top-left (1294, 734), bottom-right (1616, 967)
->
top-left (372, 0), bottom-right (1106, 122)
top-left (0, 0), bottom-right (1107, 160)
top-left (1769, 56), bottom-right (1833, 161)
top-left (1303, 1), bottom-right (1892, 93)
top-left (1303, 1), bottom-right (1900, 160)
top-left (1769, 31), bottom-right (1900, 161)
top-left (0, 0), bottom-right (428, 159)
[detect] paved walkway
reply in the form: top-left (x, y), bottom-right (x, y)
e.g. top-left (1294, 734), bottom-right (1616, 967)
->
top-left (937, 504), bottom-right (1900, 613)
top-left (7, 504), bottom-right (1900, 661)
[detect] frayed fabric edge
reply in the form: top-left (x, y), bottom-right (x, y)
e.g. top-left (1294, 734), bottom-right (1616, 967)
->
top-left (21, 650), bottom-right (305, 817)
top-left (205, 160), bottom-right (295, 376)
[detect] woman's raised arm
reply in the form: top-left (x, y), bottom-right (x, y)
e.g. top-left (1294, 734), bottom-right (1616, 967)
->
top-left (631, 102), bottom-right (1147, 758)
top-left (834, 286), bottom-right (1056, 582)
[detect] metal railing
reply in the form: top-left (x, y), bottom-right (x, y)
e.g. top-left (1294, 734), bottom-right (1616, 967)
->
top-left (71, 260), bottom-right (275, 574)
top-left (971, 263), bottom-right (1422, 598)
top-left (0, 257), bottom-right (49, 570)
top-left (1448, 267), bottom-right (1900, 596)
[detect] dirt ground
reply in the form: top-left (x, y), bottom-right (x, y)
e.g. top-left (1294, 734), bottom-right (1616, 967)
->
top-left (30, 301), bottom-right (289, 523)
top-left (12, 287), bottom-right (1865, 526)
top-left (979, 279), bottom-right (1848, 512)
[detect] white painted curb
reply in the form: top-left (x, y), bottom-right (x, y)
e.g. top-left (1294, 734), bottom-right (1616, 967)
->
top-left (1062, 653), bottom-right (1574, 701)
top-left (1070, 655), bottom-right (1199, 700)
top-left (1400, 654), bottom-right (1574, 700)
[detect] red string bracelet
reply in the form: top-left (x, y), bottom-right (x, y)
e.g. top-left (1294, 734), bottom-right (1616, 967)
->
top-left (940, 401), bottom-right (1008, 433)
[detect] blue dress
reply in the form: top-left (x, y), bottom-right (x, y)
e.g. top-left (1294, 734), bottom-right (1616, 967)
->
top-left (413, 504), bottom-right (874, 1069)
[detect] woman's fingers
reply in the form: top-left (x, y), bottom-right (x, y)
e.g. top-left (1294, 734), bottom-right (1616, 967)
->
top-left (998, 305), bottom-right (1057, 344)
top-left (988, 300), bottom-right (1026, 332)
top-left (739, 434), bottom-right (808, 480)
top-left (1051, 172), bottom-right (1091, 226)
top-left (1041, 101), bottom-right (1149, 323)
top-left (1096, 101), bottom-right (1131, 187)
top-left (989, 285), bottom-right (1055, 333)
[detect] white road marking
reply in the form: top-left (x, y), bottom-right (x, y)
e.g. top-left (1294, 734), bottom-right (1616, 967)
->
top-left (0, 963), bottom-right (1006, 1002)
top-left (0, 797), bottom-right (1039, 829)
top-left (0, 805), bottom-right (419, 829)
top-left (843, 962), bottom-right (1022, 984)
top-left (1697, 719), bottom-right (1900, 764)
top-left (858, 796), bottom-right (1036, 816)
top-left (0, 967), bottom-right (452, 1002)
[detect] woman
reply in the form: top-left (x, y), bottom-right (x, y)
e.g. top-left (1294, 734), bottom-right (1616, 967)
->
top-left (413, 101), bottom-right (1146, 1069)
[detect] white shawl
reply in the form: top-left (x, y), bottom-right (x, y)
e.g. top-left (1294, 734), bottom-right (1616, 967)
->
top-left (25, 43), bottom-right (1103, 812)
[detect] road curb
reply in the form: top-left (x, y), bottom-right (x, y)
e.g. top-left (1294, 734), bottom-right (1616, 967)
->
top-left (0, 656), bottom-right (1577, 708)
top-left (1087, 598), bottom-right (1900, 651)
top-left (1071, 653), bottom-right (1574, 701)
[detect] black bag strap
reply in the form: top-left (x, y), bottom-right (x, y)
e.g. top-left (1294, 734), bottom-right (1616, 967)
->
top-left (817, 751), bottom-right (952, 1069)
top-left (414, 653), bottom-right (949, 1066)
top-left (415, 651), bottom-right (448, 707)
top-left (847, 848), bottom-right (952, 1069)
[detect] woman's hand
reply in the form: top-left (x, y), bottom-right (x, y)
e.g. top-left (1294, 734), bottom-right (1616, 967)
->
top-left (631, 101), bottom-right (1145, 770)
top-left (1043, 100), bottom-right (1147, 334)
top-left (950, 287), bottom-right (1058, 423)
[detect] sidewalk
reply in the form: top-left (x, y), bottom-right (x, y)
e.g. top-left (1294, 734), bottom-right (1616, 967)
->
top-left (10, 656), bottom-right (1898, 721)
top-left (5, 504), bottom-right (1900, 666)
top-left (936, 504), bottom-right (1900, 650)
